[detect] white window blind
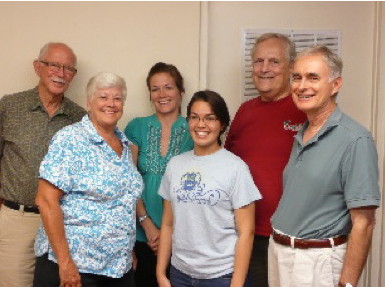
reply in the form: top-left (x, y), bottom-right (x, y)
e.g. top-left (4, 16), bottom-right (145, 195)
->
top-left (242, 29), bottom-right (341, 102)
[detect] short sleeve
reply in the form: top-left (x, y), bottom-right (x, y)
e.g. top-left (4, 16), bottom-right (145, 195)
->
top-left (230, 160), bottom-right (262, 209)
top-left (158, 160), bottom-right (173, 201)
top-left (39, 130), bottom-right (77, 192)
top-left (342, 135), bottom-right (380, 209)
top-left (127, 166), bottom-right (144, 200)
top-left (124, 118), bottom-right (142, 147)
top-left (224, 102), bottom-right (247, 152)
top-left (224, 111), bottom-right (239, 152)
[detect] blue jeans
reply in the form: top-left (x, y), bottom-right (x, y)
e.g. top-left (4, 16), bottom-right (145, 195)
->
top-left (170, 265), bottom-right (250, 287)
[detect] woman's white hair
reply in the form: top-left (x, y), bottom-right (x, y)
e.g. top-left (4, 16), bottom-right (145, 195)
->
top-left (86, 72), bottom-right (127, 102)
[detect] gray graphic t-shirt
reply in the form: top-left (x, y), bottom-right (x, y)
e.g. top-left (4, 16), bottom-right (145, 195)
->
top-left (158, 148), bottom-right (261, 279)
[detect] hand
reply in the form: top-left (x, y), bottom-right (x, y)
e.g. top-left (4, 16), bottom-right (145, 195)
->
top-left (58, 258), bottom-right (82, 287)
top-left (142, 220), bottom-right (160, 254)
top-left (147, 233), bottom-right (160, 254)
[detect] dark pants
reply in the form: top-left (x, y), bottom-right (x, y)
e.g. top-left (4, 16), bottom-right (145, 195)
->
top-left (248, 235), bottom-right (269, 287)
top-left (170, 265), bottom-right (251, 287)
top-left (170, 265), bottom-right (233, 287)
top-left (33, 254), bottom-right (135, 287)
top-left (134, 241), bottom-right (169, 287)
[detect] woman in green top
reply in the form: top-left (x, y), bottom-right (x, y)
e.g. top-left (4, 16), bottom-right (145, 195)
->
top-left (124, 62), bottom-right (193, 287)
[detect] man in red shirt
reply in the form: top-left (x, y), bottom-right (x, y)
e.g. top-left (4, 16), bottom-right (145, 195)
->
top-left (225, 33), bottom-right (306, 286)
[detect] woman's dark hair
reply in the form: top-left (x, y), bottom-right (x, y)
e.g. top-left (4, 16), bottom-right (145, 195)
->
top-left (146, 62), bottom-right (185, 93)
top-left (187, 90), bottom-right (230, 145)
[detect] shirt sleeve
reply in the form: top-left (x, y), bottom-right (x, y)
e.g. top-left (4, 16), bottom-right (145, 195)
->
top-left (224, 118), bottom-right (236, 152)
top-left (39, 130), bottom-right (77, 193)
top-left (224, 104), bottom-right (244, 152)
top-left (128, 167), bottom-right (144, 200)
top-left (342, 135), bottom-right (380, 209)
top-left (230, 160), bottom-right (262, 209)
top-left (124, 118), bottom-right (142, 147)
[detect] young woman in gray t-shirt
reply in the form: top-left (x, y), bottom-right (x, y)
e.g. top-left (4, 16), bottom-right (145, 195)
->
top-left (157, 90), bottom-right (261, 287)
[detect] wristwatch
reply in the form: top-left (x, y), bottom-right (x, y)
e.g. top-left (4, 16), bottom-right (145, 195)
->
top-left (338, 283), bottom-right (353, 287)
top-left (138, 214), bottom-right (148, 223)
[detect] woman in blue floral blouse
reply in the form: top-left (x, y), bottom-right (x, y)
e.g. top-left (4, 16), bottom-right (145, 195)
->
top-left (33, 72), bottom-right (143, 287)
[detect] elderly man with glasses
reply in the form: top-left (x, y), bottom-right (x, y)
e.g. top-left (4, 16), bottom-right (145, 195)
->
top-left (0, 42), bottom-right (86, 287)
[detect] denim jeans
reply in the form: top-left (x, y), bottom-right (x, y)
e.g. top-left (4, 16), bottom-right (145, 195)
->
top-left (170, 265), bottom-right (250, 287)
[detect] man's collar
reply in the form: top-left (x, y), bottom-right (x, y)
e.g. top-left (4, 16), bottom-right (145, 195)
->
top-left (28, 86), bottom-right (70, 116)
top-left (57, 97), bottom-right (73, 116)
top-left (296, 106), bottom-right (342, 146)
top-left (318, 106), bottom-right (342, 135)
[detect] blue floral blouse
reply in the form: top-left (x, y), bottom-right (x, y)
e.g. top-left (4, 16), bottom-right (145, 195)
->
top-left (34, 115), bottom-right (143, 278)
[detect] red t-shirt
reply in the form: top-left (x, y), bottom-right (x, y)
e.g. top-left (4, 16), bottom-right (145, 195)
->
top-left (225, 95), bottom-right (306, 236)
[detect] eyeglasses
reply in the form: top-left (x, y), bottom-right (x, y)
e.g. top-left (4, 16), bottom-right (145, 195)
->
top-left (39, 60), bottom-right (77, 75)
top-left (187, 114), bottom-right (218, 124)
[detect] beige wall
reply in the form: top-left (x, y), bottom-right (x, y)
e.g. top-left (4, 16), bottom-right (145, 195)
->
top-left (0, 1), bottom-right (384, 286)
top-left (0, 1), bottom-right (201, 129)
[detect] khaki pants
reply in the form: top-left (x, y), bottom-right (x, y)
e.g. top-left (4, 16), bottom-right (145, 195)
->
top-left (268, 236), bottom-right (346, 287)
top-left (0, 205), bottom-right (41, 287)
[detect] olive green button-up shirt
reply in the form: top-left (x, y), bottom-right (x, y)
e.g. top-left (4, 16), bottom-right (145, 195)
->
top-left (0, 87), bottom-right (86, 206)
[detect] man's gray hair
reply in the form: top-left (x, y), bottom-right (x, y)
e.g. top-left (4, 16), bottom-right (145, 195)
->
top-left (251, 33), bottom-right (296, 63)
top-left (37, 42), bottom-right (77, 64)
top-left (296, 45), bottom-right (343, 79)
top-left (86, 72), bottom-right (127, 102)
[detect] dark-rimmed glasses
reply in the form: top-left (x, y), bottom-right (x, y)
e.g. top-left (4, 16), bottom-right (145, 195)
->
top-left (186, 114), bottom-right (218, 124)
top-left (39, 60), bottom-right (77, 75)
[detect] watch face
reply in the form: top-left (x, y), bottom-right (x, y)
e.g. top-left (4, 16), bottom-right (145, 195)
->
top-left (345, 284), bottom-right (353, 287)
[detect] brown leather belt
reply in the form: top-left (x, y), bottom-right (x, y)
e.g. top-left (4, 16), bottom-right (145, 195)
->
top-left (4, 200), bottom-right (39, 214)
top-left (272, 230), bottom-right (347, 249)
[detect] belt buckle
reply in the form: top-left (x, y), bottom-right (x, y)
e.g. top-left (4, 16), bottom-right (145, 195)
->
top-left (18, 204), bottom-right (25, 214)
